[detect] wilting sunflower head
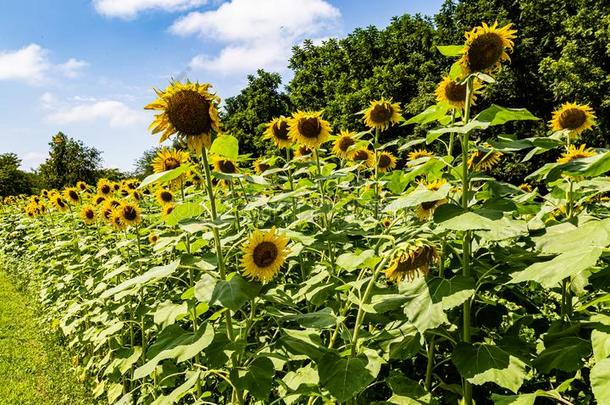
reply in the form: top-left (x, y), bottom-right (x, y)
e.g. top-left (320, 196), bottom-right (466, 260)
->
top-left (332, 130), bottom-right (357, 159)
top-left (385, 241), bottom-right (439, 283)
top-left (351, 147), bottom-right (375, 169)
top-left (253, 158), bottom-right (271, 174)
top-left (64, 187), bottom-right (80, 204)
top-left (152, 148), bottom-right (190, 173)
top-left (148, 233), bottom-right (159, 244)
top-left (264, 117), bottom-right (292, 149)
top-left (435, 76), bottom-right (482, 109)
top-left (212, 156), bottom-right (239, 174)
top-left (408, 149), bottom-right (434, 161)
top-left (377, 151), bottom-right (397, 173)
top-left (241, 227), bottom-right (290, 282)
top-left (468, 147), bottom-right (503, 171)
top-left (119, 201), bottom-right (142, 226)
top-left (557, 144), bottom-right (597, 164)
top-left (155, 188), bottom-right (174, 205)
top-left (80, 204), bottom-right (96, 225)
top-left (460, 21), bottom-right (517, 74)
top-left (145, 81), bottom-right (220, 147)
top-left (550, 102), bottom-right (596, 138)
top-left (97, 178), bottom-right (113, 196)
top-left (288, 111), bottom-right (331, 148)
top-left (363, 98), bottom-right (402, 131)
top-left (294, 145), bottom-right (314, 160)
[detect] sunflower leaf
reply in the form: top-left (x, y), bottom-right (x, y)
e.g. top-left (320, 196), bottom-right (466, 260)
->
top-left (210, 134), bottom-right (239, 161)
top-left (436, 45), bottom-right (464, 57)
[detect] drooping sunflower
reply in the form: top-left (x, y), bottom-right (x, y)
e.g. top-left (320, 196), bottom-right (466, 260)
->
top-left (332, 130), bottom-right (357, 159)
top-left (415, 179), bottom-right (448, 220)
top-left (351, 148), bottom-right (375, 168)
top-left (155, 188), bottom-right (174, 206)
top-left (468, 148), bottom-right (503, 171)
top-left (253, 158), bottom-right (271, 174)
top-left (294, 145), bottom-right (314, 160)
top-left (288, 111), bottom-right (331, 148)
top-left (241, 227), bottom-right (290, 282)
top-left (264, 117), bottom-right (292, 149)
top-left (557, 144), bottom-right (597, 164)
top-left (119, 201), bottom-right (142, 226)
top-left (385, 241), bottom-right (439, 283)
top-left (460, 21), bottom-right (517, 74)
top-left (363, 98), bottom-right (402, 131)
top-left (80, 204), bottom-right (96, 225)
top-left (151, 148), bottom-right (190, 173)
top-left (97, 178), bottom-right (113, 196)
top-left (435, 76), bottom-right (482, 109)
top-left (550, 103), bottom-right (596, 138)
top-left (145, 81), bottom-right (220, 152)
top-left (377, 151), bottom-right (397, 173)
top-left (64, 187), bottom-right (81, 204)
top-left (408, 149), bottom-right (434, 161)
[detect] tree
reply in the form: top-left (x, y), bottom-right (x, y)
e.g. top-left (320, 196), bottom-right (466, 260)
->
top-left (0, 153), bottom-right (33, 197)
top-left (38, 132), bottom-right (102, 189)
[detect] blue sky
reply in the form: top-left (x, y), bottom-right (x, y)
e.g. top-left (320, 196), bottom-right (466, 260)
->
top-left (0, 0), bottom-right (444, 172)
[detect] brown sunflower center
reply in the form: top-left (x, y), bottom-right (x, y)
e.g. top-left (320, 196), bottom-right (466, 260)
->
top-left (123, 206), bottom-right (137, 221)
top-left (273, 120), bottom-right (290, 141)
top-left (298, 146), bottom-right (312, 156)
top-left (101, 185), bottom-right (111, 194)
top-left (467, 32), bottom-right (504, 72)
top-left (378, 154), bottom-right (392, 168)
top-left (353, 149), bottom-right (370, 161)
top-left (165, 206), bottom-right (174, 215)
top-left (421, 200), bottom-right (439, 210)
top-left (298, 117), bottom-right (322, 138)
top-left (57, 199), bottom-right (65, 208)
top-left (69, 190), bottom-right (79, 201)
top-left (338, 136), bottom-right (355, 152)
top-left (160, 191), bottom-right (173, 203)
top-left (253, 241), bottom-right (278, 268)
top-left (85, 209), bottom-right (94, 219)
top-left (164, 157), bottom-right (181, 170)
top-left (558, 108), bottom-right (587, 130)
top-left (103, 208), bottom-right (112, 219)
top-left (370, 103), bottom-right (393, 124)
top-left (167, 90), bottom-right (212, 135)
top-left (257, 163), bottom-right (270, 172)
top-left (79, 184), bottom-right (86, 190)
top-left (444, 81), bottom-right (467, 102)
top-left (218, 160), bottom-right (237, 173)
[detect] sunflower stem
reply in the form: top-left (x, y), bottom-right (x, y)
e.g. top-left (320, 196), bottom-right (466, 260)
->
top-left (425, 336), bottom-right (436, 392)
top-left (285, 148), bottom-right (297, 222)
top-left (448, 109), bottom-right (456, 158)
top-left (373, 127), bottom-right (380, 221)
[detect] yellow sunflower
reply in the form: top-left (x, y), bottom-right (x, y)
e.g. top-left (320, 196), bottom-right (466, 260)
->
top-left (351, 148), bottom-right (375, 168)
top-left (408, 149), bottom-right (434, 161)
top-left (80, 204), bottom-right (96, 225)
top-left (460, 21), bottom-right (517, 74)
top-left (148, 233), bottom-right (159, 244)
top-left (212, 156), bottom-right (239, 174)
top-left (332, 130), bottom-right (357, 159)
top-left (94, 195), bottom-right (106, 206)
top-left (294, 145), bottom-right (314, 161)
top-left (288, 111), bottom-right (331, 148)
top-left (550, 102), bottom-right (596, 138)
top-left (264, 117), bottom-right (292, 149)
top-left (110, 209), bottom-right (126, 231)
top-left (97, 178), bottom-right (113, 196)
top-left (51, 195), bottom-right (69, 212)
top-left (145, 81), bottom-right (220, 152)
top-left (468, 148), bottom-right (503, 171)
top-left (253, 158), bottom-right (271, 174)
top-left (119, 201), bottom-right (142, 226)
top-left (241, 227), bottom-right (290, 282)
top-left (162, 204), bottom-right (175, 217)
top-left (385, 241), bottom-right (439, 283)
top-left (130, 190), bottom-right (143, 201)
top-left (518, 183), bottom-right (533, 193)
top-left (151, 148), bottom-right (190, 173)
top-left (557, 144), bottom-right (597, 164)
top-left (100, 202), bottom-right (114, 222)
top-left (64, 187), bottom-right (81, 204)
top-left (76, 181), bottom-right (88, 192)
top-left (415, 179), bottom-right (448, 220)
top-left (377, 151), bottom-right (397, 173)
top-left (435, 76), bottom-right (482, 109)
top-left (155, 188), bottom-right (174, 205)
top-left (363, 98), bottom-right (402, 131)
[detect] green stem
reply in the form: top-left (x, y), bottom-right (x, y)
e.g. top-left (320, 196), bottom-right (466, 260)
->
top-left (425, 337), bottom-right (436, 392)
top-left (448, 109), bottom-right (456, 158)
top-left (373, 128), bottom-right (380, 220)
top-left (285, 148), bottom-right (297, 222)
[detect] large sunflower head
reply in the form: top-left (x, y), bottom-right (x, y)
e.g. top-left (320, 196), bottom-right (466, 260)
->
top-left (145, 81), bottom-right (220, 151)
top-left (460, 21), bottom-right (517, 74)
top-left (351, 147), bottom-right (375, 169)
top-left (155, 188), bottom-right (174, 205)
top-left (435, 76), bottom-right (482, 109)
top-left (241, 227), bottom-right (290, 282)
top-left (550, 102), bottom-right (596, 138)
top-left (377, 151), bottom-right (397, 173)
top-left (332, 130), bottom-right (357, 159)
top-left (363, 98), bottom-right (402, 131)
top-left (557, 144), bottom-right (597, 164)
top-left (151, 148), bottom-right (190, 173)
top-left (119, 201), bottom-right (142, 226)
top-left (408, 149), bottom-right (434, 161)
top-left (385, 241), bottom-right (439, 283)
top-left (288, 111), bottom-right (331, 148)
top-left (253, 158), bottom-right (271, 174)
top-left (264, 117), bottom-right (292, 149)
top-left (64, 187), bottom-right (81, 204)
top-left (468, 147), bottom-right (503, 171)
top-left (212, 156), bottom-right (239, 174)
top-left (80, 204), bottom-right (96, 225)
top-left (97, 178), bottom-right (113, 196)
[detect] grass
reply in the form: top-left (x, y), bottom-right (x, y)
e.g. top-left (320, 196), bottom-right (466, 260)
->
top-left (0, 270), bottom-right (92, 405)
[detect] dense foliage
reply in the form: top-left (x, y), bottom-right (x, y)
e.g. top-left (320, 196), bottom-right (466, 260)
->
top-left (0, 153), bottom-right (33, 197)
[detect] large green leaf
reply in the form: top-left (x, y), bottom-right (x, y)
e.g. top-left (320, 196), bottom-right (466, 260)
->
top-left (101, 260), bottom-right (180, 299)
top-left (475, 104), bottom-right (539, 126)
top-left (210, 134), bottom-right (239, 160)
top-left (279, 329), bottom-right (329, 362)
top-left (164, 202), bottom-right (205, 226)
top-left (293, 307), bottom-right (336, 329)
top-left (436, 45), bottom-right (464, 56)
top-left (336, 249), bottom-right (379, 272)
top-left (533, 336), bottom-right (591, 373)
top-left (452, 343), bottom-right (528, 393)
top-left (385, 371), bottom-right (435, 404)
top-left (233, 357), bottom-right (275, 401)
top-left (210, 274), bottom-right (261, 311)
top-left (318, 353), bottom-right (377, 402)
top-left (138, 165), bottom-right (191, 189)
top-left (591, 358), bottom-right (610, 404)
top-left (592, 328), bottom-right (610, 362)
top-left (547, 151), bottom-right (610, 181)
top-left (384, 183), bottom-right (450, 212)
top-left (153, 301), bottom-right (188, 328)
top-left (534, 219), bottom-right (610, 254)
top-left (404, 103), bottom-right (449, 125)
top-left (151, 371), bottom-right (201, 405)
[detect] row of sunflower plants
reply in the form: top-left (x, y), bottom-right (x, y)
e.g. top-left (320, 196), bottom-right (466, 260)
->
top-left (1, 21), bottom-right (610, 405)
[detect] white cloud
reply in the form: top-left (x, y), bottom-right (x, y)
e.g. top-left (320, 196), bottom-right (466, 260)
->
top-left (20, 152), bottom-right (48, 170)
top-left (40, 92), bottom-right (58, 109)
top-left (171, 0), bottom-right (341, 74)
top-left (0, 44), bottom-right (50, 84)
top-left (57, 58), bottom-right (89, 78)
top-left (93, 0), bottom-right (207, 18)
top-left (47, 100), bottom-right (146, 128)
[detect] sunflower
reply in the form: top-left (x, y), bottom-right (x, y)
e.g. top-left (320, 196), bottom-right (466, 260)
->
top-left (151, 148), bottom-right (190, 173)
top-left (550, 103), bottom-right (596, 138)
top-left (381, 217), bottom-right (393, 228)
top-left (557, 144), bottom-right (597, 164)
top-left (332, 130), bottom-right (357, 159)
top-left (294, 145), bottom-right (314, 160)
top-left (385, 241), bottom-right (439, 283)
top-left (148, 233), bottom-right (159, 244)
top-left (415, 179), bottom-right (448, 220)
top-left (518, 183), bottom-right (533, 193)
top-left (145, 81), bottom-right (220, 152)
top-left (363, 98), bottom-right (402, 131)
top-left (162, 204), bottom-right (175, 217)
top-left (64, 187), bottom-right (81, 204)
top-left (97, 179), bottom-right (113, 196)
top-left (100, 202), bottom-right (114, 221)
top-left (288, 111), bottom-right (331, 148)
top-left (351, 148), bottom-right (375, 168)
top-left (131, 190), bottom-right (143, 201)
top-left (119, 201), bottom-right (142, 226)
top-left (254, 158), bottom-right (271, 174)
top-left (155, 188), bottom-right (174, 205)
top-left (80, 204), bottom-right (96, 225)
top-left (460, 21), bottom-right (517, 74)
top-left (110, 209), bottom-right (126, 231)
top-left (468, 148), bottom-right (503, 171)
top-left (212, 156), bottom-right (239, 174)
top-left (76, 181), bottom-right (88, 192)
top-left (408, 149), bottom-right (434, 161)
top-left (377, 151), bottom-right (397, 173)
top-left (241, 227), bottom-right (290, 282)
top-left (51, 195), bottom-right (69, 212)
top-left (264, 117), bottom-right (292, 149)
top-left (435, 76), bottom-right (482, 109)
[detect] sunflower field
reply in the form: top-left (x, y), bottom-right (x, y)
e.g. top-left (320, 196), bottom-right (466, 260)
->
top-left (2, 21), bottom-right (610, 405)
